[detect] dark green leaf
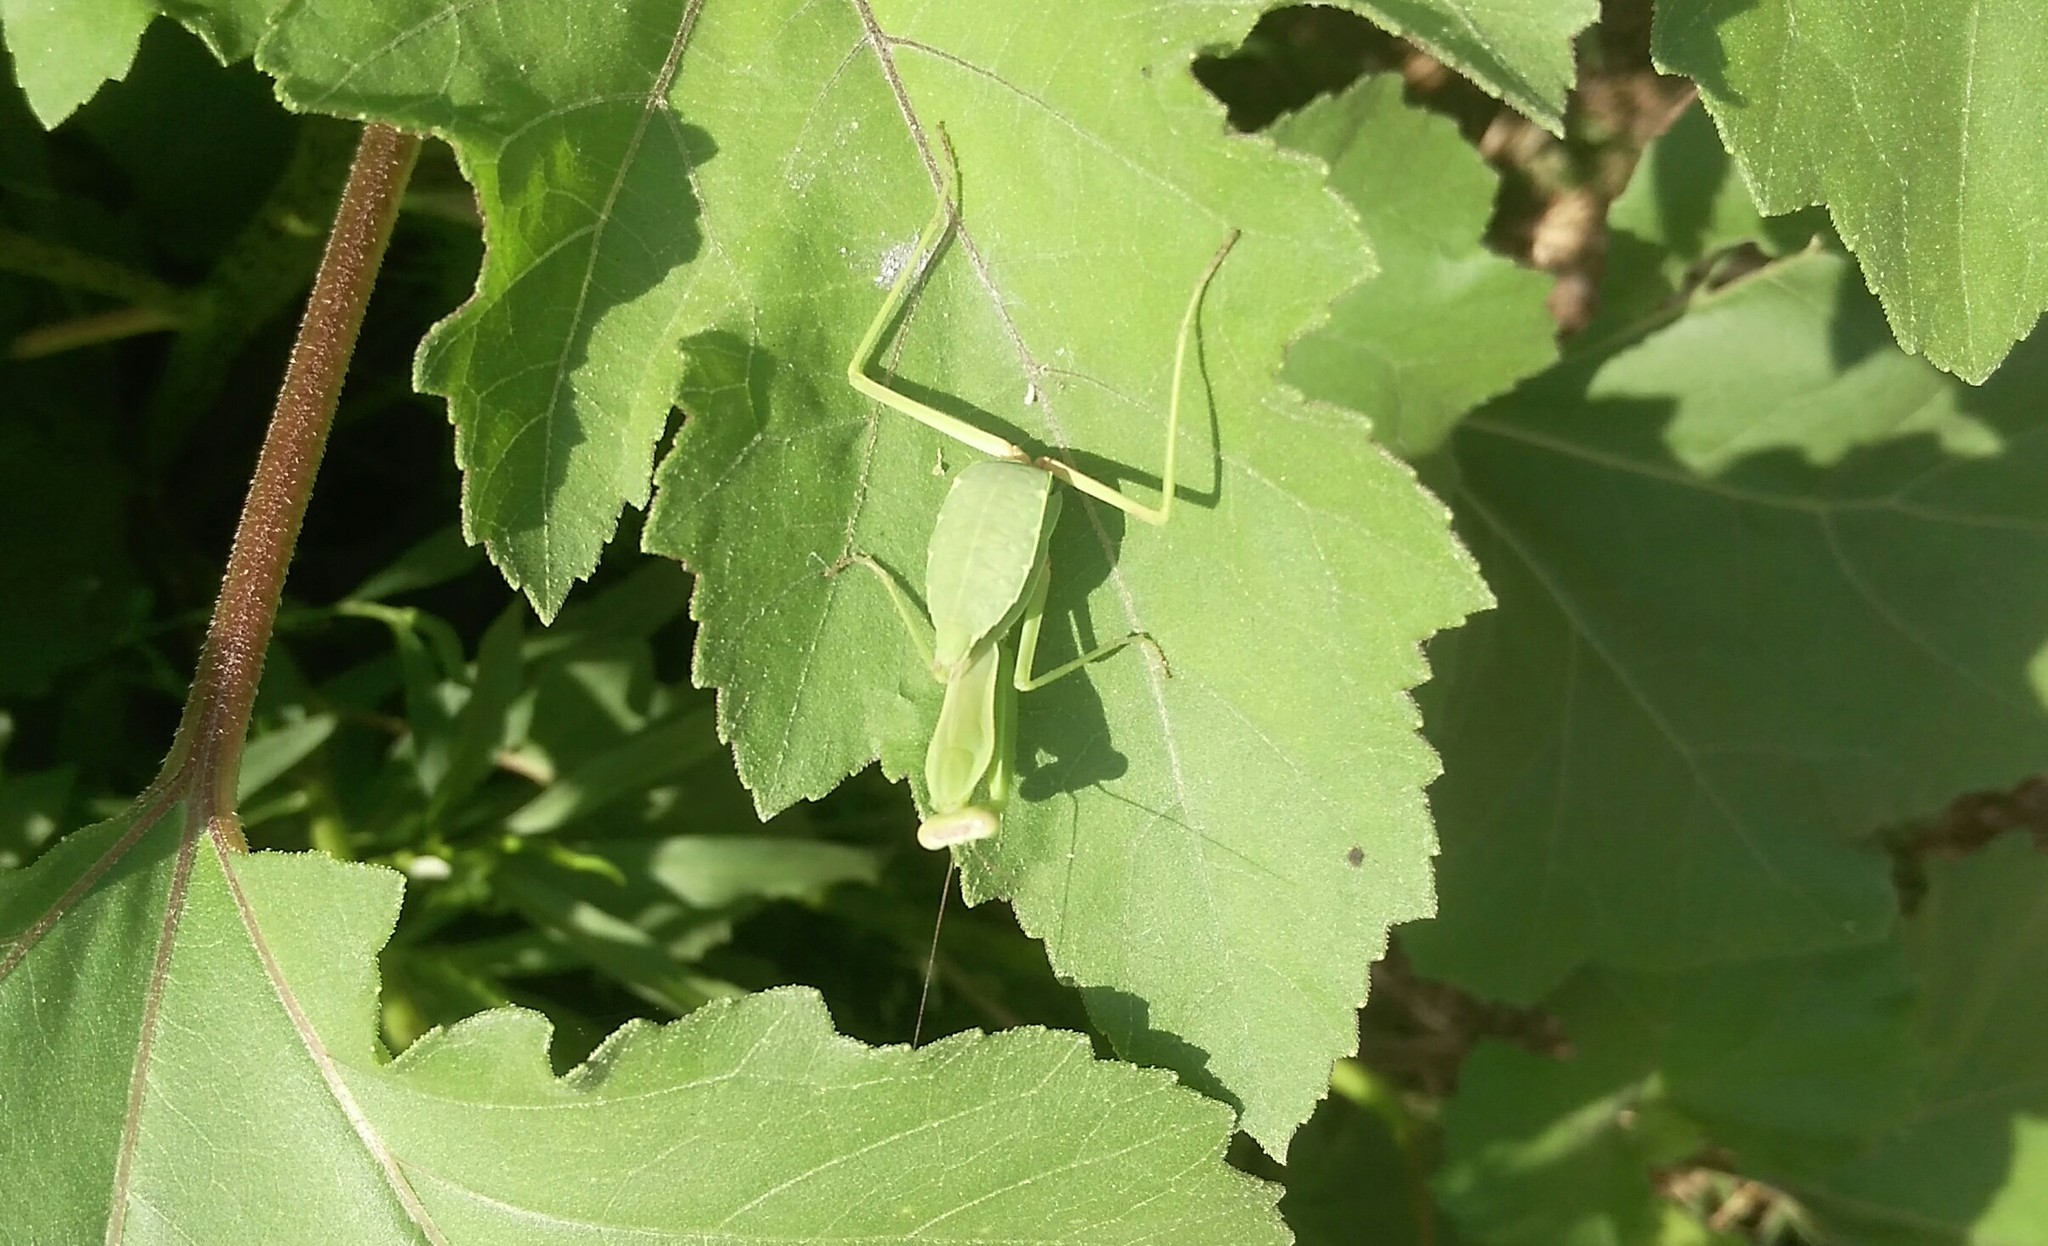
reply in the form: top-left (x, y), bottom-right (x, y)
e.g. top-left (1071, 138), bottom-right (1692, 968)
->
top-left (1409, 249), bottom-right (2048, 1002)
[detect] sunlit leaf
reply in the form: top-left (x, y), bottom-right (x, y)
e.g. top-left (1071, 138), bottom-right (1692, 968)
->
top-left (1279, 73), bottom-right (1557, 457)
top-left (0, 804), bottom-right (1285, 1241)
top-left (1334, 0), bottom-right (1597, 135)
top-left (1655, 0), bottom-right (2048, 382)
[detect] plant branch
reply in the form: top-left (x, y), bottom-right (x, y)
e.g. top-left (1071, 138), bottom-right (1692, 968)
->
top-left (171, 123), bottom-right (422, 848)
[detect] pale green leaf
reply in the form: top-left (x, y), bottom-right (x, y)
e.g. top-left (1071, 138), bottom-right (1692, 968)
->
top-left (0, 0), bottom-right (153, 126)
top-left (2, 0), bottom-right (281, 126)
top-left (608, 4), bottom-right (1488, 1151)
top-left (496, 835), bottom-right (879, 1013)
top-left (1332, 0), bottom-right (1597, 135)
top-left (1278, 73), bottom-right (1557, 457)
top-left (1605, 103), bottom-right (1819, 270)
top-left (0, 805), bottom-right (1286, 1241)
top-left (1589, 100), bottom-right (1827, 346)
top-left (1406, 249), bottom-right (2048, 1002)
top-left (1654, 0), bottom-right (2048, 383)
top-left (234, 712), bottom-right (336, 802)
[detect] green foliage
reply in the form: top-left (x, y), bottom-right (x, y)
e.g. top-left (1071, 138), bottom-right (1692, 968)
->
top-left (1787, 839), bottom-right (2048, 1243)
top-left (1331, 0), bottom-right (1598, 135)
top-left (0, 0), bottom-right (154, 126)
top-left (1406, 246), bottom-right (2048, 1003)
top-left (4, 2), bottom-right (2048, 1243)
top-left (543, 0), bottom-right (1482, 1150)
top-left (1435, 841), bottom-right (2048, 1246)
top-left (1655, 0), bottom-right (2048, 382)
top-left (1279, 73), bottom-right (1558, 456)
top-left (0, 818), bottom-right (1279, 1240)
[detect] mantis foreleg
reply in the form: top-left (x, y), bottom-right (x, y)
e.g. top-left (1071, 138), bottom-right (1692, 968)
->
top-left (846, 128), bottom-right (1240, 526)
top-left (831, 553), bottom-right (937, 672)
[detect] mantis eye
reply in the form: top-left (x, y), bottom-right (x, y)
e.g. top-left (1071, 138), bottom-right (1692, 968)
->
top-left (916, 807), bottom-right (1000, 851)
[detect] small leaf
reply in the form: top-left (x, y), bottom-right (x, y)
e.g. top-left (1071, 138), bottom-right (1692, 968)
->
top-left (261, 0), bottom-right (710, 620)
top-left (1589, 101), bottom-right (1827, 345)
top-left (1438, 1043), bottom-right (1692, 1246)
top-left (0, 0), bottom-right (154, 126)
top-left (1439, 947), bottom-right (1913, 1246)
top-left (496, 834), bottom-right (878, 1012)
top-left (1791, 838), bottom-right (2048, 1243)
top-left (1279, 73), bottom-right (1558, 457)
top-left (1333, 0), bottom-right (1598, 136)
top-left (1604, 104), bottom-right (1821, 270)
top-left (1654, 0), bottom-right (2048, 382)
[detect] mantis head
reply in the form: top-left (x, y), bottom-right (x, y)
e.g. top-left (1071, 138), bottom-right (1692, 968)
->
top-left (917, 806), bottom-right (999, 851)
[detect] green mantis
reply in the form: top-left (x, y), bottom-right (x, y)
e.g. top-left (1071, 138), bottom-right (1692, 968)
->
top-left (834, 140), bottom-right (1238, 850)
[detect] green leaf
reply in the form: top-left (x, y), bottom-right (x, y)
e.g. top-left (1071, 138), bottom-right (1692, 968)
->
top-left (1791, 838), bottom-right (2048, 1244)
top-left (1438, 1043), bottom-right (1690, 1246)
top-left (496, 834), bottom-right (879, 1012)
top-left (1653, 0), bottom-right (2048, 383)
top-left (1438, 947), bottom-right (1912, 1246)
top-left (1, 805), bottom-right (1286, 1241)
top-left (1281, 1075), bottom-right (1442, 1246)
top-left (1331, 0), bottom-right (1596, 136)
top-left (501, 707), bottom-right (722, 837)
top-left (1406, 248), bottom-right (2048, 1002)
top-left (601, 6), bottom-right (1490, 1151)
top-left (260, 1), bottom-right (708, 621)
top-left (1277, 73), bottom-right (1557, 458)
top-left (0, 0), bottom-right (153, 126)
top-left (251, 0), bottom-right (1486, 1152)
top-left (2, 0), bottom-right (281, 126)
top-left (1588, 100), bottom-right (1826, 347)
top-left (1605, 104), bottom-right (1819, 271)
top-left (234, 712), bottom-right (336, 803)
top-left (344, 526), bottom-right (486, 604)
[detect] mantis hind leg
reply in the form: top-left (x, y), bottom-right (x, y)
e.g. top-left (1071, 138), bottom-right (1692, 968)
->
top-left (1011, 556), bottom-right (1168, 693)
top-left (1038, 228), bottom-right (1238, 529)
top-left (828, 553), bottom-right (937, 673)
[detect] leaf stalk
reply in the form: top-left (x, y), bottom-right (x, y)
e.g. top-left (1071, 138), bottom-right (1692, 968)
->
top-left (168, 123), bottom-right (422, 847)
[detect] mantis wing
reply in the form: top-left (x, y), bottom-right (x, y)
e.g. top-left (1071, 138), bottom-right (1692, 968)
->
top-left (924, 460), bottom-right (1058, 674)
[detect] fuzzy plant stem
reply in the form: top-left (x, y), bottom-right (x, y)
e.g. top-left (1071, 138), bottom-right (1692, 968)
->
top-left (172, 123), bottom-right (422, 850)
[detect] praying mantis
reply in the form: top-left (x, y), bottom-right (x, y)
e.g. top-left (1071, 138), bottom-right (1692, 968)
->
top-left (833, 137), bottom-right (1239, 850)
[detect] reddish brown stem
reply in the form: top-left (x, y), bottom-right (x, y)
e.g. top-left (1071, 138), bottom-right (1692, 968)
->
top-left (171, 124), bottom-right (422, 846)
